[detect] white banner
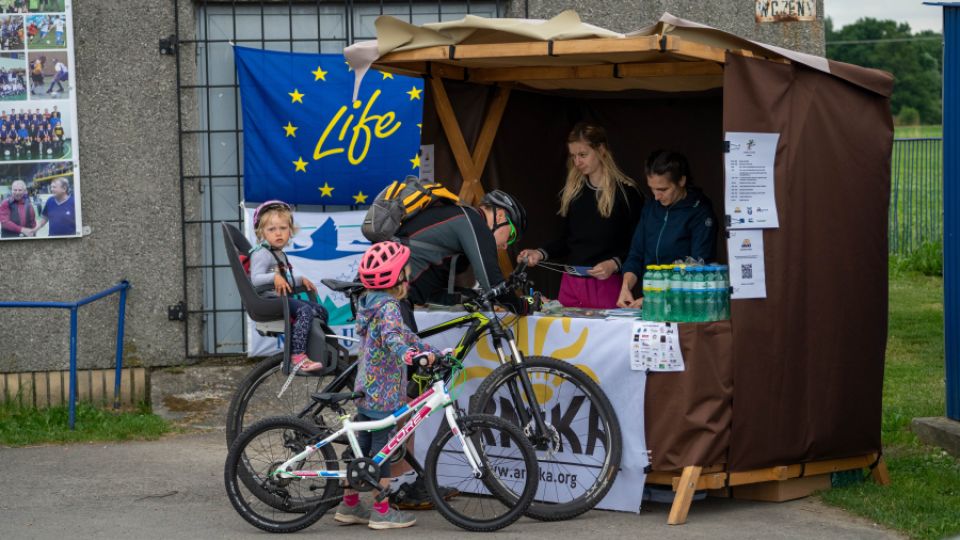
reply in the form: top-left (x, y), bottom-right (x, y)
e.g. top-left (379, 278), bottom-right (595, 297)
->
top-left (413, 311), bottom-right (648, 513)
top-left (243, 208), bottom-right (368, 356)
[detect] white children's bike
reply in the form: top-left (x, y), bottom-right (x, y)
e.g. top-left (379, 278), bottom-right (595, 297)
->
top-left (224, 354), bottom-right (540, 533)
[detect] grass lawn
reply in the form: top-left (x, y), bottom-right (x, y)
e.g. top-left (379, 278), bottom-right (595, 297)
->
top-left (895, 125), bottom-right (943, 139)
top-left (0, 400), bottom-right (170, 446)
top-left (820, 270), bottom-right (960, 540)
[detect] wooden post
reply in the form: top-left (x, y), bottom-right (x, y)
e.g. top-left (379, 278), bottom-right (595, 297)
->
top-left (668, 465), bottom-right (702, 525)
top-left (429, 78), bottom-right (511, 204)
top-left (870, 456), bottom-right (891, 486)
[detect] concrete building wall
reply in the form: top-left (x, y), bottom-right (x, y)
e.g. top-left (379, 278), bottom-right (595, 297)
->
top-left (0, 1), bottom-right (186, 373)
top-left (0, 0), bottom-right (824, 374)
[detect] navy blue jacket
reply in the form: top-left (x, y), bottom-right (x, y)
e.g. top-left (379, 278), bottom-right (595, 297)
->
top-left (622, 186), bottom-right (717, 277)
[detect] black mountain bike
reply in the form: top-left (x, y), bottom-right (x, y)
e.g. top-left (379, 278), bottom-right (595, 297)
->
top-left (225, 262), bottom-right (622, 521)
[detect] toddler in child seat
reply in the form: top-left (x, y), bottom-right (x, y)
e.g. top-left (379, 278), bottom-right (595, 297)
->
top-left (248, 200), bottom-right (328, 372)
top-left (333, 241), bottom-right (440, 530)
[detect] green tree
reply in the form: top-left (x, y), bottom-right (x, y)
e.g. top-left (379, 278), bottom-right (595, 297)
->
top-left (826, 17), bottom-right (942, 125)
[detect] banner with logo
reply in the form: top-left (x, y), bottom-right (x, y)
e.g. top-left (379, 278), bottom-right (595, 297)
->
top-left (0, 1), bottom-right (80, 241)
top-left (235, 46), bottom-right (424, 206)
top-left (413, 311), bottom-right (648, 513)
top-left (244, 208), bottom-right (368, 356)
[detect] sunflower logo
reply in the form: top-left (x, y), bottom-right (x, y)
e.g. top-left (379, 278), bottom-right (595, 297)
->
top-left (462, 315), bottom-right (597, 405)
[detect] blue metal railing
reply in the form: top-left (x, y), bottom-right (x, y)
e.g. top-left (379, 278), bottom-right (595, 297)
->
top-left (0, 280), bottom-right (130, 429)
top-left (890, 137), bottom-right (944, 255)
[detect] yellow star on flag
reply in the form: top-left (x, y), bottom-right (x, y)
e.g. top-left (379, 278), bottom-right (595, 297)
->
top-left (293, 157), bottom-right (308, 172)
top-left (380, 71), bottom-right (394, 80)
top-left (289, 89), bottom-right (304, 103)
top-left (312, 66), bottom-right (328, 81)
top-left (417, 123), bottom-right (422, 133)
top-left (410, 153), bottom-right (421, 169)
top-left (318, 182), bottom-right (334, 197)
top-left (345, 61), bottom-right (353, 72)
top-left (283, 122), bottom-right (298, 137)
top-left (406, 86), bottom-right (423, 100)
top-left (353, 191), bottom-right (368, 204)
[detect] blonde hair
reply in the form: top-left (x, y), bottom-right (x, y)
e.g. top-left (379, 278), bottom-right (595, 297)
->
top-left (559, 122), bottom-right (637, 218)
top-left (254, 207), bottom-right (298, 245)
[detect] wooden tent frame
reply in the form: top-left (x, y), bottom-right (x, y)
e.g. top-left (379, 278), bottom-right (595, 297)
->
top-left (372, 33), bottom-right (889, 524)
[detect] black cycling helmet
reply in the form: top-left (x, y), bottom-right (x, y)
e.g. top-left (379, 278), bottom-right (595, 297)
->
top-left (481, 189), bottom-right (527, 238)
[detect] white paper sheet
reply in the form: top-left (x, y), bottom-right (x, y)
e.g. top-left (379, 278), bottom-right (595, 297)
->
top-left (631, 321), bottom-right (684, 372)
top-left (724, 132), bottom-right (780, 229)
top-left (727, 229), bottom-right (767, 299)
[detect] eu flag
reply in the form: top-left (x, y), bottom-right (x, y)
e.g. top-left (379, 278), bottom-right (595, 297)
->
top-left (235, 46), bottom-right (424, 205)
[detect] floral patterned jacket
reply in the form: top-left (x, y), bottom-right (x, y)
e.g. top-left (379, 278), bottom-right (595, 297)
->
top-left (353, 291), bottom-right (439, 414)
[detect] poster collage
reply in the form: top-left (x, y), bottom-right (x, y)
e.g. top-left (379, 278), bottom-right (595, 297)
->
top-left (0, 0), bottom-right (78, 240)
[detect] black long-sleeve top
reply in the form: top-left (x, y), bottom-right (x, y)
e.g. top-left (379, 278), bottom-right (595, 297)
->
top-left (542, 182), bottom-right (644, 267)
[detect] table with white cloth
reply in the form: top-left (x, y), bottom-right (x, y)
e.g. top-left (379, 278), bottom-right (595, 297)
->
top-left (412, 310), bottom-right (650, 513)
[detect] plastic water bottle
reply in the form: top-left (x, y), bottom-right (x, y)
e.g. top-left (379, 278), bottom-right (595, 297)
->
top-left (703, 265), bottom-right (720, 322)
top-left (678, 265), bottom-right (694, 322)
top-left (643, 264), bottom-right (667, 321)
top-left (690, 266), bottom-right (708, 322)
top-left (718, 264), bottom-right (730, 320)
top-left (667, 265), bottom-right (684, 322)
top-left (642, 264), bottom-right (655, 317)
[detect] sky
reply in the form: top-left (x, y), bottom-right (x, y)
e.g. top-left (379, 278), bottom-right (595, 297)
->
top-left (825, 0), bottom-right (944, 32)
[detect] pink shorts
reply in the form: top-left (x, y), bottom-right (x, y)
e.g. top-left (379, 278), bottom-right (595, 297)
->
top-left (557, 273), bottom-right (623, 309)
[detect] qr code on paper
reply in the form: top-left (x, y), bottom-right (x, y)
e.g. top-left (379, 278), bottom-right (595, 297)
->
top-left (741, 264), bottom-right (753, 279)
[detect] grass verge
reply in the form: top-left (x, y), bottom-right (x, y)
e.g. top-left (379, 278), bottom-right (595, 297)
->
top-left (0, 400), bottom-right (171, 446)
top-left (819, 271), bottom-right (960, 540)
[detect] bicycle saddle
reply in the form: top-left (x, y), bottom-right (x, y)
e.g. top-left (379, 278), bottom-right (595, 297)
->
top-left (321, 278), bottom-right (364, 295)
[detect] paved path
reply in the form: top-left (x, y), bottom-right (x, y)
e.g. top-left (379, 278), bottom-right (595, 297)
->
top-left (0, 432), bottom-right (905, 540)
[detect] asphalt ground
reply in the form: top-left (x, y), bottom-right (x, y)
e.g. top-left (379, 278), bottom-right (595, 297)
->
top-left (0, 431), bottom-right (906, 540)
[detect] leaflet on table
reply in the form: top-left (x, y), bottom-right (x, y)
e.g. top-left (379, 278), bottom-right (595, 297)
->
top-left (727, 229), bottom-right (767, 299)
top-left (724, 132), bottom-right (780, 229)
top-left (630, 321), bottom-right (684, 372)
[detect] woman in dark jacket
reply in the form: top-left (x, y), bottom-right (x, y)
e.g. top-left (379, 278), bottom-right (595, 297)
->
top-left (618, 150), bottom-right (717, 308)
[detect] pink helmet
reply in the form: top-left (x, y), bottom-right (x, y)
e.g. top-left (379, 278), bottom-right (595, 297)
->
top-left (359, 241), bottom-right (410, 289)
top-left (252, 200), bottom-right (292, 229)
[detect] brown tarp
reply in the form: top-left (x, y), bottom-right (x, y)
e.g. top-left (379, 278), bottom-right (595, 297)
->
top-left (645, 321), bottom-right (733, 470)
top-left (723, 54), bottom-right (891, 470)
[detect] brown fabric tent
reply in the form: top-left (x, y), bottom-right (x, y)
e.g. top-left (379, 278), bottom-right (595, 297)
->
top-left (347, 10), bottom-right (892, 475)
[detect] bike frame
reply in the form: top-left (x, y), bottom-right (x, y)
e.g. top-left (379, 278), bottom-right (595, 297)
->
top-left (272, 378), bottom-right (482, 481)
top-left (418, 310), bottom-right (550, 439)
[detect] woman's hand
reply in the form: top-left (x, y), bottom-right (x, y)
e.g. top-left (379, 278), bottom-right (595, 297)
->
top-left (616, 287), bottom-right (635, 308)
top-left (517, 249), bottom-right (544, 267)
top-left (301, 276), bottom-right (317, 292)
top-left (273, 273), bottom-right (291, 295)
top-left (587, 260), bottom-right (618, 280)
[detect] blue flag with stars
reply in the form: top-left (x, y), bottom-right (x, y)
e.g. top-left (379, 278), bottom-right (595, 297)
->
top-left (235, 46), bottom-right (424, 205)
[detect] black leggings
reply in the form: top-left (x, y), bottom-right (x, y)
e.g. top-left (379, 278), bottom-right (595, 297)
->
top-left (288, 298), bottom-right (328, 356)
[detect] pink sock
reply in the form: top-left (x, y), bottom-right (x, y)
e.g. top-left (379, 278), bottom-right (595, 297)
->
top-left (374, 500), bottom-right (390, 514)
top-left (343, 493), bottom-right (359, 507)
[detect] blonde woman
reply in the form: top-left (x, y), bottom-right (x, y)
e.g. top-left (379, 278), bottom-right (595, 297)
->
top-left (518, 122), bottom-right (643, 308)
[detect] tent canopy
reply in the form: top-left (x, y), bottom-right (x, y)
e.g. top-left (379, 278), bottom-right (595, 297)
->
top-left (348, 10), bottom-right (892, 96)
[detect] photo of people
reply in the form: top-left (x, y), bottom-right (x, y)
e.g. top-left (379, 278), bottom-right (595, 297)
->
top-left (0, 160), bottom-right (76, 239)
top-left (0, 15), bottom-right (23, 50)
top-left (26, 13), bottom-right (64, 48)
top-left (0, 104), bottom-right (72, 161)
top-left (29, 0), bottom-right (65, 12)
top-left (0, 1), bottom-right (28, 14)
top-left (27, 50), bottom-right (65, 97)
top-left (0, 52), bottom-right (25, 100)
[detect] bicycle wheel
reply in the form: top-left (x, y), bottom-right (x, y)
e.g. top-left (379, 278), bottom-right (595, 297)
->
top-left (469, 355), bottom-right (622, 521)
top-left (426, 414), bottom-right (538, 532)
top-left (224, 417), bottom-right (339, 533)
top-left (225, 353), bottom-right (354, 446)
